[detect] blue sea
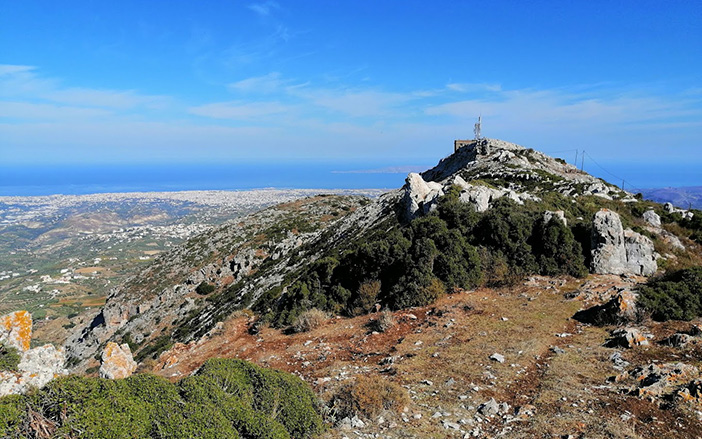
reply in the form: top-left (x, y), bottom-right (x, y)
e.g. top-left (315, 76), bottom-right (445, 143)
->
top-left (0, 160), bottom-right (697, 197)
top-left (0, 161), bottom-right (433, 197)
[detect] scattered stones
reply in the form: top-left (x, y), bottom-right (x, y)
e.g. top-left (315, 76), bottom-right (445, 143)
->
top-left (662, 333), bottom-right (692, 348)
top-left (550, 346), bottom-right (566, 354)
top-left (99, 342), bottom-right (137, 379)
top-left (490, 353), bottom-right (505, 363)
top-left (605, 328), bottom-right (649, 349)
top-left (478, 398), bottom-right (499, 417)
top-left (609, 352), bottom-right (630, 370)
top-left (629, 362), bottom-right (699, 398)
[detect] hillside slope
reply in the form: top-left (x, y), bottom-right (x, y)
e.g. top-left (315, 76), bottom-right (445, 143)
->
top-left (65, 138), bottom-right (701, 376)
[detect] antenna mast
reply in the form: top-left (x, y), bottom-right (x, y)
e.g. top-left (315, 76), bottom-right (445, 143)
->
top-left (473, 115), bottom-right (482, 140)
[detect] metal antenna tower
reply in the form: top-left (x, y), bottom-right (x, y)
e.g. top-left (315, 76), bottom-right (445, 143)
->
top-left (473, 115), bottom-right (482, 140)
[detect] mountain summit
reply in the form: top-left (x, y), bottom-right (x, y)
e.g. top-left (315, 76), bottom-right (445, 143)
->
top-left (64, 138), bottom-right (694, 375)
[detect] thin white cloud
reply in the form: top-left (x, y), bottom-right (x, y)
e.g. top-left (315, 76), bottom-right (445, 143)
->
top-left (0, 65), bottom-right (35, 76)
top-left (248, 1), bottom-right (280, 17)
top-left (0, 65), bottom-right (173, 115)
top-left (188, 101), bottom-right (291, 120)
top-left (292, 88), bottom-right (414, 118)
top-left (446, 82), bottom-right (502, 93)
top-left (0, 101), bottom-right (112, 120)
top-left (228, 72), bottom-right (285, 94)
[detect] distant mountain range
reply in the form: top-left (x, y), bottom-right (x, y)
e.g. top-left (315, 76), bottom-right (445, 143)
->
top-left (640, 186), bottom-right (702, 210)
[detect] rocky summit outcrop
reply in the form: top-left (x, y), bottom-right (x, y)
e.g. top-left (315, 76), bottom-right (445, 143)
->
top-left (99, 342), bottom-right (137, 379)
top-left (0, 311), bottom-right (67, 397)
top-left (591, 209), bottom-right (657, 276)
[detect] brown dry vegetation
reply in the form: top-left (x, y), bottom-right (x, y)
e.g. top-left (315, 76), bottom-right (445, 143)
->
top-left (146, 274), bottom-right (702, 438)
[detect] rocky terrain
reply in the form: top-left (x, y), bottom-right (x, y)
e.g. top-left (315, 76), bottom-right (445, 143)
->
top-left (2, 138), bottom-right (701, 438)
top-left (0, 188), bottom-right (383, 345)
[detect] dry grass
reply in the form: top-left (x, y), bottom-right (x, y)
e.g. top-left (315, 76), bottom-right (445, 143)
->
top-left (292, 308), bottom-right (328, 333)
top-left (330, 375), bottom-right (410, 420)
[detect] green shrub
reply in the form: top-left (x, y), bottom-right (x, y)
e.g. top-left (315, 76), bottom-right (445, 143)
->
top-left (638, 267), bottom-right (702, 321)
top-left (0, 343), bottom-right (21, 372)
top-left (196, 281), bottom-right (216, 296)
top-left (0, 358), bottom-right (323, 439)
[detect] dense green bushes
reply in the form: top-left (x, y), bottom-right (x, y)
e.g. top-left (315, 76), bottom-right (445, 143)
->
top-left (0, 358), bottom-right (323, 439)
top-left (638, 267), bottom-right (702, 321)
top-left (254, 190), bottom-right (589, 328)
top-left (0, 342), bottom-right (21, 372)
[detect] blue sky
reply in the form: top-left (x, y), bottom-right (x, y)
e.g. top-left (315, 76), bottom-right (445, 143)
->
top-left (1, 1), bottom-right (701, 178)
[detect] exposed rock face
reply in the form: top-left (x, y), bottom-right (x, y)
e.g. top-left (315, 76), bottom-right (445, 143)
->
top-left (543, 210), bottom-right (567, 226)
top-left (403, 173), bottom-right (444, 219)
top-left (623, 230), bottom-right (657, 276)
top-left (573, 290), bottom-right (639, 325)
top-left (99, 342), bottom-right (137, 379)
top-left (590, 209), bottom-right (657, 276)
top-left (0, 310), bottom-right (32, 352)
top-left (630, 363), bottom-right (698, 397)
top-left (0, 311), bottom-right (66, 397)
top-left (643, 209), bottom-right (661, 227)
top-left (591, 210), bottom-right (628, 275)
top-left (605, 328), bottom-right (649, 348)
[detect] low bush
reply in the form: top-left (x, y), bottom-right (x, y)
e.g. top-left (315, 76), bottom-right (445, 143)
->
top-left (367, 310), bottom-right (395, 333)
top-left (0, 358), bottom-right (324, 439)
top-left (292, 308), bottom-right (328, 333)
top-left (0, 343), bottom-right (21, 372)
top-left (330, 375), bottom-right (409, 420)
top-left (638, 266), bottom-right (702, 321)
top-left (195, 281), bottom-right (216, 296)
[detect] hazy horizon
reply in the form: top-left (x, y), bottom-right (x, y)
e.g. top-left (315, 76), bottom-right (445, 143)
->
top-left (1, 1), bottom-right (700, 176)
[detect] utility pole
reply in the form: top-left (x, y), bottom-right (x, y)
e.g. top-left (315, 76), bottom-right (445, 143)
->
top-left (580, 150), bottom-right (585, 171)
top-left (574, 150), bottom-right (578, 166)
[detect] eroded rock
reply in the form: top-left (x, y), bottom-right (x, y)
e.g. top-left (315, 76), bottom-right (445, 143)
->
top-left (573, 290), bottom-right (639, 325)
top-left (0, 343), bottom-right (66, 397)
top-left (0, 310), bottom-right (32, 352)
top-left (590, 209), bottom-right (657, 276)
top-left (605, 328), bottom-right (649, 349)
top-left (99, 342), bottom-right (137, 379)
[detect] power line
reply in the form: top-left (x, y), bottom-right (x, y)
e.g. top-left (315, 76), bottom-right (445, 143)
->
top-left (582, 151), bottom-right (646, 194)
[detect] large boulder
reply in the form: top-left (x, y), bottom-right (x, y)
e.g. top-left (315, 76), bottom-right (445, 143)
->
top-left (591, 209), bottom-right (628, 275)
top-left (99, 342), bottom-right (138, 379)
top-left (642, 209), bottom-right (661, 228)
top-left (605, 328), bottom-right (649, 348)
top-left (573, 289), bottom-right (639, 325)
top-left (623, 229), bottom-right (657, 276)
top-left (590, 209), bottom-right (657, 276)
top-left (0, 344), bottom-right (67, 397)
top-left (402, 173), bottom-right (444, 219)
top-left (0, 310), bottom-right (32, 352)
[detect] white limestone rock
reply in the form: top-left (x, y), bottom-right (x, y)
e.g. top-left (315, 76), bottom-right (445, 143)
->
top-left (591, 210), bottom-right (628, 275)
top-left (623, 229), bottom-right (657, 276)
top-left (643, 209), bottom-right (661, 228)
top-left (590, 209), bottom-right (657, 276)
top-left (0, 344), bottom-right (67, 397)
top-left (543, 210), bottom-right (567, 226)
